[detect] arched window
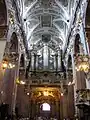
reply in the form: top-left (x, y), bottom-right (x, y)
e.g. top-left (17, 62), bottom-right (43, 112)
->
top-left (41, 103), bottom-right (50, 111)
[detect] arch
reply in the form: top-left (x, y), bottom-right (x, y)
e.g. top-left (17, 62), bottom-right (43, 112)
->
top-left (0, 0), bottom-right (7, 25)
top-left (41, 103), bottom-right (50, 111)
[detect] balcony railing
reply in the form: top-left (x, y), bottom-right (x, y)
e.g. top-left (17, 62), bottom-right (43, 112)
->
top-left (76, 89), bottom-right (90, 105)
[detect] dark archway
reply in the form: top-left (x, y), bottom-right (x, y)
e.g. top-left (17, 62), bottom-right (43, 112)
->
top-left (74, 34), bottom-right (80, 55)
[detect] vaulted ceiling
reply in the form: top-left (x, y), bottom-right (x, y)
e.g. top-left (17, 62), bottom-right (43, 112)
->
top-left (16, 0), bottom-right (76, 52)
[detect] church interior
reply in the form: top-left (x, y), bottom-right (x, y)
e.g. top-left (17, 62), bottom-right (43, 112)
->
top-left (0, 0), bottom-right (90, 120)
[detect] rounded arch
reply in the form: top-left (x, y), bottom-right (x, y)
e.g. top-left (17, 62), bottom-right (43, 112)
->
top-left (41, 103), bottom-right (51, 111)
top-left (0, 0), bottom-right (7, 25)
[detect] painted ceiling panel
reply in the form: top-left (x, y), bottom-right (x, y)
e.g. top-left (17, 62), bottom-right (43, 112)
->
top-left (16, 0), bottom-right (76, 52)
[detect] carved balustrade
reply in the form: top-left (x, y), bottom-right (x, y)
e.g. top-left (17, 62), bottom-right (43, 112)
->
top-left (76, 89), bottom-right (90, 105)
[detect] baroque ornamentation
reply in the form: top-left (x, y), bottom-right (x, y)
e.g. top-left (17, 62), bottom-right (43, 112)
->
top-left (75, 54), bottom-right (90, 73)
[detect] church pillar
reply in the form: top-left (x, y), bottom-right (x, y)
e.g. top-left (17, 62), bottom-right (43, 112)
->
top-left (62, 93), bottom-right (68, 119)
top-left (31, 53), bottom-right (34, 71)
top-left (71, 53), bottom-right (78, 117)
top-left (68, 85), bottom-right (75, 119)
top-left (43, 45), bottom-right (48, 70)
top-left (55, 100), bottom-right (59, 119)
top-left (60, 96), bottom-right (63, 120)
top-left (54, 55), bottom-right (56, 70)
top-left (57, 50), bottom-right (61, 70)
top-left (55, 54), bottom-right (58, 71)
top-left (31, 100), bottom-right (36, 118)
top-left (51, 101), bottom-right (54, 117)
top-left (34, 53), bottom-right (36, 71)
top-left (76, 71), bottom-right (86, 90)
top-left (3, 68), bottom-right (16, 114)
top-left (36, 101), bottom-right (39, 117)
top-left (30, 100), bottom-right (33, 119)
top-left (67, 71), bottom-right (75, 119)
top-left (0, 63), bottom-right (5, 104)
top-left (36, 55), bottom-right (39, 70)
top-left (53, 100), bottom-right (56, 117)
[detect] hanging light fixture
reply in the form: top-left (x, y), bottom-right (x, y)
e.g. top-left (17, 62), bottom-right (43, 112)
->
top-left (2, 60), bottom-right (15, 69)
top-left (16, 78), bottom-right (26, 85)
top-left (2, 60), bottom-right (8, 69)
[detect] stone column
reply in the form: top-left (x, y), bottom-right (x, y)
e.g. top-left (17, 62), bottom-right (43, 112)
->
top-left (55, 54), bottom-right (58, 71)
top-left (54, 55), bottom-right (56, 70)
top-left (52, 100), bottom-right (56, 117)
top-left (56, 100), bottom-right (59, 120)
top-left (31, 53), bottom-right (34, 70)
top-left (3, 68), bottom-right (16, 114)
top-left (32, 100), bottom-right (36, 118)
top-left (71, 52), bottom-right (86, 119)
top-left (71, 53), bottom-right (78, 117)
top-left (43, 45), bottom-right (48, 70)
top-left (12, 53), bottom-right (20, 116)
top-left (0, 63), bottom-right (5, 104)
top-left (51, 101), bottom-right (55, 117)
top-left (76, 71), bottom-right (86, 90)
top-left (68, 85), bottom-right (75, 118)
top-left (60, 96), bottom-right (63, 120)
top-left (34, 54), bottom-right (36, 71)
top-left (36, 102), bottom-right (39, 117)
top-left (67, 71), bottom-right (75, 119)
top-left (62, 94), bottom-right (68, 119)
top-left (36, 55), bottom-right (38, 70)
top-left (30, 100), bottom-right (33, 119)
top-left (58, 101), bottom-right (60, 120)
top-left (57, 50), bottom-right (61, 70)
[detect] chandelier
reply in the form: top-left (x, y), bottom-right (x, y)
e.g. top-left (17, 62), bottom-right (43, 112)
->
top-left (75, 54), bottom-right (89, 73)
top-left (2, 60), bottom-right (15, 69)
top-left (16, 78), bottom-right (25, 85)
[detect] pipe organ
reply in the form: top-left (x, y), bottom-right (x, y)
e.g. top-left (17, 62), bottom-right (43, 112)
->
top-left (29, 45), bottom-right (62, 71)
